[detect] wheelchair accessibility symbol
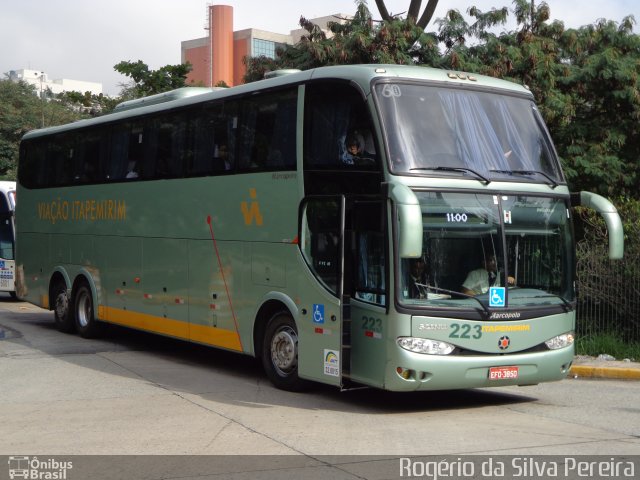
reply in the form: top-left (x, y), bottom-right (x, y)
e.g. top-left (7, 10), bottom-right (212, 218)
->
top-left (489, 287), bottom-right (506, 308)
top-left (313, 304), bottom-right (325, 324)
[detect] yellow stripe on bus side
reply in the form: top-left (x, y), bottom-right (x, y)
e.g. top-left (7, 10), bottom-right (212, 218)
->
top-left (189, 323), bottom-right (243, 352)
top-left (100, 306), bottom-right (243, 352)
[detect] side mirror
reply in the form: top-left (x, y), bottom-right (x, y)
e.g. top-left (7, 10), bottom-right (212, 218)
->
top-left (388, 183), bottom-right (423, 258)
top-left (571, 191), bottom-right (624, 260)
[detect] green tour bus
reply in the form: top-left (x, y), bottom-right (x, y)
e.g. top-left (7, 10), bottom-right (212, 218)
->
top-left (0, 181), bottom-right (17, 298)
top-left (16, 65), bottom-right (624, 391)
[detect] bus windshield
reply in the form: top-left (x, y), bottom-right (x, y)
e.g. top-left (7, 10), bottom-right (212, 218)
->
top-left (0, 215), bottom-right (14, 260)
top-left (376, 83), bottom-right (563, 184)
top-left (0, 187), bottom-right (15, 261)
top-left (399, 192), bottom-right (574, 311)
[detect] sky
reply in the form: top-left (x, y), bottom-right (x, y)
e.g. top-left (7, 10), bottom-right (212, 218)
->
top-left (2, 0), bottom-right (638, 96)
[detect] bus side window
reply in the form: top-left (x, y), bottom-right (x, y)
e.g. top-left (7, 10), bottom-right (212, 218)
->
top-left (74, 128), bottom-right (106, 183)
top-left (19, 141), bottom-right (47, 189)
top-left (301, 199), bottom-right (341, 294)
top-left (189, 102), bottom-right (233, 175)
top-left (352, 201), bottom-right (386, 305)
top-left (47, 134), bottom-right (75, 186)
top-left (236, 88), bottom-right (297, 172)
top-left (154, 113), bottom-right (187, 179)
top-left (304, 82), bottom-right (378, 170)
top-left (109, 124), bottom-right (133, 180)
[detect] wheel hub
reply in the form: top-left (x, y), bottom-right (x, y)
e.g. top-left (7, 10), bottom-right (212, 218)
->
top-left (271, 327), bottom-right (298, 375)
top-left (55, 291), bottom-right (68, 318)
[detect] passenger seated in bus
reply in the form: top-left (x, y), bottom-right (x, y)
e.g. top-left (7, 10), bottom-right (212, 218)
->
top-left (125, 160), bottom-right (139, 179)
top-left (341, 132), bottom-right (376, 166)
top-left (404, 257), bottom-right (428, 299)
top-left (461, 253), bottom-right (515, 296)
top-left (213, 144), bottom-right (231, 171)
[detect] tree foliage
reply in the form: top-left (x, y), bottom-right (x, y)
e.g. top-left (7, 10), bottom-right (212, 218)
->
top-left (375, 0), bottom-right (440, 29)
top-left (56, 90), bottom-right (119, 114)
top-left (244, 1), bottom-right (440, 82)
top-left (114, 60), bottom-right (192, 98)
top-left (0, 79), bottom-right (82, 179)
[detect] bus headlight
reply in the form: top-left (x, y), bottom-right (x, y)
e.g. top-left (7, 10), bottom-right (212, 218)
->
top-left (545, 331), bottom-right (575, 350)
top-left (397, 337), bottom-right (455, 355)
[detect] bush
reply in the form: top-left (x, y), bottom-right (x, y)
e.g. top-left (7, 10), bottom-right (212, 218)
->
top-left (575, 197), bottom-right (640, 343)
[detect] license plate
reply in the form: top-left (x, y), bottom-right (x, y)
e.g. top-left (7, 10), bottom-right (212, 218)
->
top-left (489, 366), bottom-right (519, 380)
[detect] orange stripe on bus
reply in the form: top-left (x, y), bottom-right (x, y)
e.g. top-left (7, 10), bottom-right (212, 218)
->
top-left (99, 306), bottom-right (242, 352)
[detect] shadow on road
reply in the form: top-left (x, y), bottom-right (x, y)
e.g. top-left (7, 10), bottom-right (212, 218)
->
top-left (0, 298), bottom-right (537, 414)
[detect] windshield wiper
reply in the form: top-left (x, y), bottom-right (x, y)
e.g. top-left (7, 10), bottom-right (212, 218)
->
top-left (490, 169), bottom-right (558, 188)
top-left (411, 166), bottom-right (491, 185)
top-left (415, 283), bottom-right (491, 316)
top-left (528, 294), bottom-right (573, 312)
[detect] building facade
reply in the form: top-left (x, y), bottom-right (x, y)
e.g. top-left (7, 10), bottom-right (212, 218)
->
top-left (9, 69), bottom-right (103, 97)
top-left (181, 5), bottom-right (349, 87)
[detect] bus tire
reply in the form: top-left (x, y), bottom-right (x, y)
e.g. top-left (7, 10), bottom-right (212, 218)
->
top-left (74, 282), bottom-right (101, 339)
top-left (261, 312), bottom-right (307, 392)
top-left (52, 280), bottom-right (75, 333)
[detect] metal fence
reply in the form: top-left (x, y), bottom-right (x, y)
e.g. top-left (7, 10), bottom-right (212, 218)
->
top-left (575, 240), bottom-right (640, 343)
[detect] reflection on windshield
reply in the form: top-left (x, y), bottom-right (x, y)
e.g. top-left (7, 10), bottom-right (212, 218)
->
top-left (376, 83), bottom-right (562, 182)
top-left (399, 192), bottom-right (574, 310)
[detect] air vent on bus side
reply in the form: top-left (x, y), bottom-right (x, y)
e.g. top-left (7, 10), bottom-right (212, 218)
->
top-left (263, 69), bottom-right (302, 79)
top-left (113, 87), bottom-right (219, 112)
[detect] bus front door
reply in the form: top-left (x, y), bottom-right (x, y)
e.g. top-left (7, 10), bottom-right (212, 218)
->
top-left (299, 195), bottom-right (387, 389)
top-left (299, 196), bottom-right (350, 388)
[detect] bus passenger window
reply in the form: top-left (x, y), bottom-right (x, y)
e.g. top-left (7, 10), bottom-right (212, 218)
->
top-left (304, 83), bottom-right (378, 170)
top-left (189, 102), bottom-right (235, 176)
top-left (108, 123), bottom-right (145, 180)
top-left (47, 134), bottom-right (75, 186)
top-left (236, 88), bottom-right (296, 172)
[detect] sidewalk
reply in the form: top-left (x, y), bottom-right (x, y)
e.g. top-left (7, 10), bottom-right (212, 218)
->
top-left (570, 355), bottom-right (640, 380)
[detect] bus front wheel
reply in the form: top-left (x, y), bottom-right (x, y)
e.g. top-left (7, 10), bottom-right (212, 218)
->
top-left (52, 280), bottom-right (75, 333)
top-left (74, 283), bottom-right (101, 339)
top-left (261, 312), bottom-right (307, 392)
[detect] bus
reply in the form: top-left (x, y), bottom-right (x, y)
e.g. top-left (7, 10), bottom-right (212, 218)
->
top-left (16, 65), bottom-right (624, 392)
top-left (0, 181), bottom-right (17, 298)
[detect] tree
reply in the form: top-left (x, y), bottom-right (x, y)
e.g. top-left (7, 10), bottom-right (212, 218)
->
top-left (244, 1), bottom-right (439, 82)
top-left (56, 90), bottom-right (119, 115)
top-left (0, 78), bottom-right (83, 180)
top-left (114, 60), bottom-right (193, 98)
top-left (375, 0), bottom-right (440, 28)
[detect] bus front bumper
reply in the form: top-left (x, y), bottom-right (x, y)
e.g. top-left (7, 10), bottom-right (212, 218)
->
top-left (383, 346), bottom-right (574, 391)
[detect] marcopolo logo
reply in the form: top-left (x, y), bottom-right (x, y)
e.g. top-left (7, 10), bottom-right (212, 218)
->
top-left (8, 456), bottom-right (73, 479)
top-left (489, 311), bottom-right (522, 320)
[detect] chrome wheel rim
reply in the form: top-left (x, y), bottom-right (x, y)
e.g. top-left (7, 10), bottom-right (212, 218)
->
top-left (270, 325), bottom-right (298, 376)
top-left (77, 291), bottom-right (92, 328)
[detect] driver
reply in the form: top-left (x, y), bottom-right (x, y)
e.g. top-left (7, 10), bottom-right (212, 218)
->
top-left (462, 253), bottom-right (515, 296)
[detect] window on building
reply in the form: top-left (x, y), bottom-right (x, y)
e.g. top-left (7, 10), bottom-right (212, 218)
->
top-left (252, 38), bottom-right (277, 59)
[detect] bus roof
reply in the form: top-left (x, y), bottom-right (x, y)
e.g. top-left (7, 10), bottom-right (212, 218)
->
top-left (21, 64), bottom-right (532, 141)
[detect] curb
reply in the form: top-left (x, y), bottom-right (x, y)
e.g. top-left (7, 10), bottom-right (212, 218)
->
top-left (570, 365), bottom-right (640, 380)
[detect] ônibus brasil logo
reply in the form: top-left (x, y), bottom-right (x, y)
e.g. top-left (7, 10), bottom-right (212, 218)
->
top-left (8, 456), bottom-right (73, 479)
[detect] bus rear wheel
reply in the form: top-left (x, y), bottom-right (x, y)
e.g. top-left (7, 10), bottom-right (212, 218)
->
top-left (52, 280), bottom-right (75, 333)
top-left (261, 312), bottom-right (307, 392)
top-left (74, 283), bottom-right (101, 339)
